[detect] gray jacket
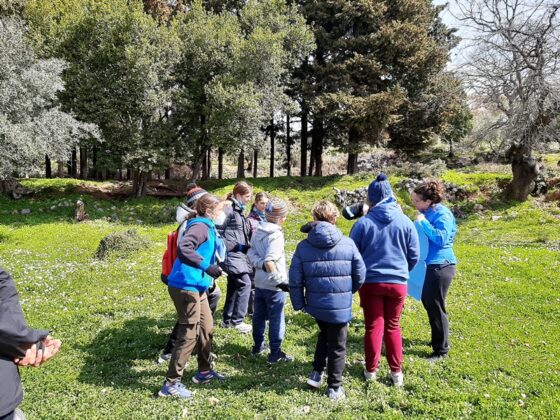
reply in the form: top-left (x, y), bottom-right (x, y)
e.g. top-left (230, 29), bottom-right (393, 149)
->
top-left (247, 222), bottom-right (288, 291)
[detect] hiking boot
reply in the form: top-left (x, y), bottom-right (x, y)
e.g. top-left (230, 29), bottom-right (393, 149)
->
top-left (158, 381), bottom-right (193, 399)
top-left (157, 352), bottom-right (172, 364)
top-left (307, 370), bottom-right (323, 389)
top-left (389, 371), bottom-right (404, 387)
top-left (325, 386), bottom-right (346, 401)
top-left (233, 322), bottom-right (252, 334)
top-left (192, 369), bottom-right (226, 384)
top-left (363, 368), bottom-right (377, 381)
top-left (268, 351), bottom-right (294, 365)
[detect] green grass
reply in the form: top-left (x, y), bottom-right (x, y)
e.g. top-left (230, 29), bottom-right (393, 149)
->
top-left (1, 173), bottom-right (559, 419)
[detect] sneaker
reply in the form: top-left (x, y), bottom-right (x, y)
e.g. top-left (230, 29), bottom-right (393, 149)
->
top-left (192, 369), bottom-right (226, 384)
top-left (233, 322), bottom-right (252, 334)
top-left (268, 351), bottom-right (294, 365)
top-left (251, 343), bottom-right (268, 355)
top-left (307, 370), bottom-right (323, 389)
top-left (158, 381), bottom-right (193, 398)
top-left (221, 321), bottom-right (232, 328)
top-left (157, 352), bottom-right (172, 364)
top-left (389, 371), bottom-right (404, 387)
top-left (363, 368), bottom-right (377, 381)
top-left (13, 408), bottom-right (26, 420)
top-left (325, 386), bottom-right (346, 400)
top-left (426, 352), bottom-right (448, 363)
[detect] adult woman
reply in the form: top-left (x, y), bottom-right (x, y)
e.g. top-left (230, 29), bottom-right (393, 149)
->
top-left (350, 174), bottom-right (420, 387)
top-left (218, 181), bottom-right (254, 333)
top-left (411, 179), bottom-right (457, 361)
top-left (159, 194), bottom-right (226, 399)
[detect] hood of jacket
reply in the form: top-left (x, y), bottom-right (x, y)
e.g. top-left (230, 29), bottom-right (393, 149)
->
top-left (300, 221), bottom-right (343, 249)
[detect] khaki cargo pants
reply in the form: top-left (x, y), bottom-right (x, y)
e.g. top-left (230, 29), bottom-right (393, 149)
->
top-left (165, 287), bottom-right (213, 383)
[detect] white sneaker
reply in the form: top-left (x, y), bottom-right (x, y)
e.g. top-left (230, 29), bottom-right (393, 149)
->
top-left (363, 368), bottom-right (377, 381)
top-left (233, 322), bottom-right (252, 334)
top-left (390, 371), bottom-right (404, 387)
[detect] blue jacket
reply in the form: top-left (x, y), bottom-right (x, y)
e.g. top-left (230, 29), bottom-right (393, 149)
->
top-left (417, 204), bottom-right (457, 265)
top-left (168, 218), bottom-right (217, 293)
top-left (350, 198), bottom-right (420, 284)
top-left (289, 221), bottom-right (366, 324)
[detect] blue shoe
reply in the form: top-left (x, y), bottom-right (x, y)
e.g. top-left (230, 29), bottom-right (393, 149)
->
top-left (192, 369), bottom-right (226, 384)
top-left (325, 386), bottom-right (346, 401)
top-left (268, 351), bottom-right (294, 365)
top-left (307, 370), bottom-right (323, 389)
top-left (252, 343), bottom-right (268, 355)
top-left (158, 381), bottom-right (193, 398)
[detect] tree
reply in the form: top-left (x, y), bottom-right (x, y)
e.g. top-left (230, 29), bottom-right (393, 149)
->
top-left (301, 0), bottom-right (457, 174)
top-left (170, 0), bottom-right (313, 180)
top-left (0, 17), bottom-right (96, 194)
top-left (457, 0), bottom-right (560, 201)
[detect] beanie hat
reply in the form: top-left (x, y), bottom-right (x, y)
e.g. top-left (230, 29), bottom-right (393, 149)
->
top-left (185, 185), bottom-right (208, 206)
top-left (265, 198), bottom-right (289, 223)
top-left (367, 173), bottom-right (393, 206)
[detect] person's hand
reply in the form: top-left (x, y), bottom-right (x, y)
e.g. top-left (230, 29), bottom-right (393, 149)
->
top-left (205, 264), bottom-right (223, 279)
top-left (416, 213), bottom-right (425, 222)
top-left (14, 336), bottom-right (62, 367)
top-left (363, 203), bottom-right (369, 214)
top-left (277, 282), bottom-right (290, 292)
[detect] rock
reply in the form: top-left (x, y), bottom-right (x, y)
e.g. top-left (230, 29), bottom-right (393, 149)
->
top-left (75, 200), bottom-right (87, 222)
top-left (492, 215), bottom-right (502, 221)
top-left (474, 204), bottom-right (484, 212)
top-left (21, 209), bottom-right (31, 215)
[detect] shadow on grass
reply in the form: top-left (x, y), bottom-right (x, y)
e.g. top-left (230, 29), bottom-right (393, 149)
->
top-left (77, 316), bottom-right (175, 390)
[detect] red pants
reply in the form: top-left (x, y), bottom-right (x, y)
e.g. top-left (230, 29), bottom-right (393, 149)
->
top-left (359, 282), bottom-right (407, 373)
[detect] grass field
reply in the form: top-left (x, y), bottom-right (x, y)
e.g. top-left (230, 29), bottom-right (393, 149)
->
top-left (1, 171), bottom-right (559, 419)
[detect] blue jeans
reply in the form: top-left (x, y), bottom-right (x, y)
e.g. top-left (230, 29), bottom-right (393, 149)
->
top-left (252, 288), bottom-right (286, 356)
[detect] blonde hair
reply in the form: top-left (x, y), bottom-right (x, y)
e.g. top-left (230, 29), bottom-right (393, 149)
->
top-left (312, 200), bottom-right (339, 224)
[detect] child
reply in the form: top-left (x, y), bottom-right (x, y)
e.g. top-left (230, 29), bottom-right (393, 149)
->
top-left (289, 200), bottom-right (366, 400)
top-left (247, 198), bottom-right (292, 364)
top-left (159, 194), bottom-right (226, 399)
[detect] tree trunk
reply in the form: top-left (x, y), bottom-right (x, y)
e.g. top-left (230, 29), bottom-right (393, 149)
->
top-left (253, 149), bottom-right (258, 178)
top-left (237, 149), bottom-right (245, 178)
top-left (506, 143), bottom-right (542, 201)
top-left (79, 147), bottom-right (87, 179)
top-left (270, 117), bottom-right (275, 178)
top-left (300, 107), bottom-right (308, 177)
top-left (286, 114), bottom-right (291, 176)
top-left (207, 148), bottom-right (212, 178)
top-left (91, 147), bottom-right (98, 179)
top-left (127, 168), bottom-right (132, 180)
top-left (347, 127), bottom-right (359, 175)
top-left (132, 170), bottom-right (149, 198)
top-left (448, 140), bottom-right (454, 158)
top-left (0, 178), bottom-right (29, 199)
top-left (310, 117), bottom-right (324, 176)
top-left (57, 161), bottom-right (64, 178)
top-left (45, 155), bottom-right (52, 178)
top-left (165, 167), bottom-right (171, 180)
top-left (218, 148), bottom-right (224, 180)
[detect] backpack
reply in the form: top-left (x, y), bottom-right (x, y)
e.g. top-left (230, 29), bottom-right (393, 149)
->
top-left (161, 228), bottom-right (180, 285)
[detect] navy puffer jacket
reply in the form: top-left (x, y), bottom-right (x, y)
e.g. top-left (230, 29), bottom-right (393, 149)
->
top-left (289, 221), bottom-right (366, 324)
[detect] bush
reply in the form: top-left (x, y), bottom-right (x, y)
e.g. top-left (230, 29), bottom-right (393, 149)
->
top-left (95, 229), bottom-right (149, 259)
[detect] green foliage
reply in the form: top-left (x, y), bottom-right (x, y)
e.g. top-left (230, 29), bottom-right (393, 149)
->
top-left (0, 16), bottom-right (97, 179)
top-left (1, 172), bottom-right (559, 418)
top-left (95, 229), bottom-right (150, 259)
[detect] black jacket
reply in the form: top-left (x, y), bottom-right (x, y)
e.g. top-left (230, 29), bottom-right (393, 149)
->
top-left (0, 267), bottom-right (49, 417)
top-left (216, 200), bottom-right (252, 275)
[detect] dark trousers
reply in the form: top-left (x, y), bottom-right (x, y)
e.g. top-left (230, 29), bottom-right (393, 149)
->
top-left (166, 288), bottom-right (213, 383)
top-left (164, 285), bottom-right (221, 355)
top-left (312, 320), bottom-right (348, 389)
top-left (421, 264), bottom-right (456, 355)
top-left (247, 271), bottom-right (256, 317)
top-left (222, 272), bottom-right (251, 325)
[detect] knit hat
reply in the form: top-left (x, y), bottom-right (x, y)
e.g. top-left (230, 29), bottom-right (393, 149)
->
top-left (185, 185), bottom-right (208, 206)
top-left (367, 173), bottom-right (393, 206)
top-left (265, 198), bottom-right (289, 223)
